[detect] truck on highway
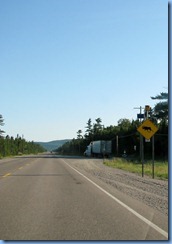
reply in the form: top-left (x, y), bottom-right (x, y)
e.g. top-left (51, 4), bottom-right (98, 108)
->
top-left (84, 140), bottom-right (112, 157)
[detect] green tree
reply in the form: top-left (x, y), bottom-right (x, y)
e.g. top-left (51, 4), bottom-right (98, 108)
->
top-left (84, 118), bottom-right (93, 140)
top-left (76, 130), bottom-right (83, 154)
top-left (151, 92), bottom-right (168, 122)
top-left (0, 114), bottom-right (5, 137)
top-left (77, 129), bottom-right (82, 140)
top-left (118, 118), bottom-right (131, 132)
top-left (93, 118), bottom-right (103, 139)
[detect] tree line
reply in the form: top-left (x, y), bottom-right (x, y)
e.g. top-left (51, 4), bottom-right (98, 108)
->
top-left (0, 115), bottom-right (45, 158)
top-left (56, 92), bottom-right (168, 160)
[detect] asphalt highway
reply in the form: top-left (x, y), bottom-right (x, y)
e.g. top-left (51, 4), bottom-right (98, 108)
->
top-left (0, 154), bottom-right (168, 240)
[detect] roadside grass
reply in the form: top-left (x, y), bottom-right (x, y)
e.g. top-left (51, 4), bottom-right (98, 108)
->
top-left (103, 158), bottom-right (168, 180)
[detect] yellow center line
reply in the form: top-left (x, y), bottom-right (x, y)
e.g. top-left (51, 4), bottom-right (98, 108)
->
top-left (3, 173), bottom-right (12, 178)
top-left (1, 162), bottom-right (33, 180)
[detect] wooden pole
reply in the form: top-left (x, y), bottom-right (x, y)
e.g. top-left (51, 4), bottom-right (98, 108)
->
top-left (152, 135), bottom-right (155, 179)
top-left (116, 135), bottom-right (118, 157)
top-left (141, 135), bottom-right (144, 177)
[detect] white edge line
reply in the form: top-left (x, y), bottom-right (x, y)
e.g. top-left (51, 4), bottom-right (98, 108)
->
top-left (62, 159), bottom-right (168, 239)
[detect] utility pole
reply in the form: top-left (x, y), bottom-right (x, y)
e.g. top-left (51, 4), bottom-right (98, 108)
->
top-left (116, 135), bottom-right (118, 157)
top-left (144, 105), bottom-right (155, 179)
top-left (134, 106), bottom-right (144, 159)
top-left (134, 106), bottom-right (144, 116)
top-left (134, 106), bottom-right (144, 177)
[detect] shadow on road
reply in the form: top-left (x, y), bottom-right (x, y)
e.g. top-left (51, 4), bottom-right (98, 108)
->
top-left (14, 154), bottom-right (87, 160)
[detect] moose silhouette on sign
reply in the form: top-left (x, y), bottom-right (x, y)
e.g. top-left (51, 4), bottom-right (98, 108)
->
top-left (142, 126), bottom-right (153, 132)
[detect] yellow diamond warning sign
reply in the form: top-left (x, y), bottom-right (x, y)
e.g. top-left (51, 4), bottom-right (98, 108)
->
top-left (137, 119), bottom-right (158, 140)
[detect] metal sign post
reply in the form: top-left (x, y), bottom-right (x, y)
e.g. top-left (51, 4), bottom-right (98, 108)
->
top-left (137, 105), bottom-right (158, 178)
top-left (137, 120), bottom-right (158, 178)
top-left (152, 135), bottom-right (155, 179)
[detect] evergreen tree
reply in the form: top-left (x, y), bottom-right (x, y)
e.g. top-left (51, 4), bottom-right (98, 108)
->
top-left (0, 114), bottom-right (5, 137)
top-left (93, 118), bottom-right (103, 139)
top-left (77, 130), bottom-right (82, 139)
top-left (151, 92), bottom-right (168, 122)
top-left (85, 118), bottom-right (93, 139)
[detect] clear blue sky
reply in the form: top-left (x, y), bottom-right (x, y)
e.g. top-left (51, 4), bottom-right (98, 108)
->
top-left (0, 0), bottom-right (168, 142)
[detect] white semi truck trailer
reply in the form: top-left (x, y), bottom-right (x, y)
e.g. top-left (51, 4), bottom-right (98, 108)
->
top-left (84, 140), bottom-right (112, 157)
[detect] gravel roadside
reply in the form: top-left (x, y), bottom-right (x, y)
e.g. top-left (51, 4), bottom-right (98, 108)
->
top-left (67, 157), bottom-right (168, 216)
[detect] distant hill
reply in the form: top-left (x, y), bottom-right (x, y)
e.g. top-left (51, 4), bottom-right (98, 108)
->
top-left (35, 139), bottom-right (71, 151)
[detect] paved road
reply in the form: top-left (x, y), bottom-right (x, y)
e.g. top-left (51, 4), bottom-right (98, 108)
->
top-left (0, 154), bottom-right (168, 240)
